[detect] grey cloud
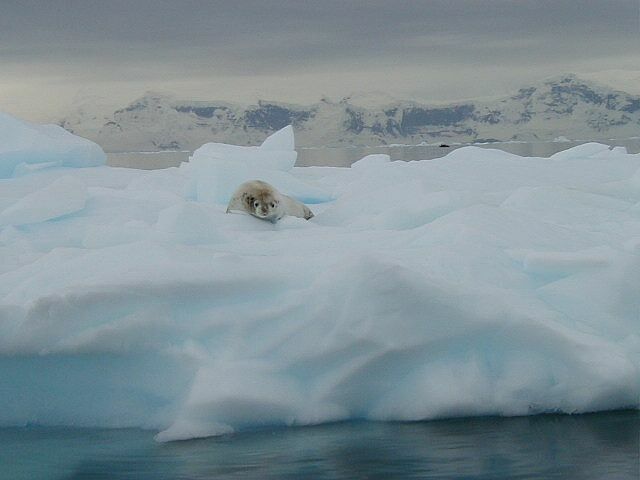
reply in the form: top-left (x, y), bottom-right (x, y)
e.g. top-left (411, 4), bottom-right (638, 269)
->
top-left (3, 1), bottom-right (638, 54)
top-left (1, 0), bottom-right (639, 119)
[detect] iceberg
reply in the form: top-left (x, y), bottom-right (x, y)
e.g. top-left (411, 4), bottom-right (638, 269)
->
top-left (0, 120), bottom-right (638, 441)
top-left (0, 112), bottom-right (106, 178)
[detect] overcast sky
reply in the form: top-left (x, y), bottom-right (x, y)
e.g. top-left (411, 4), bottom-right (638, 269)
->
top-left (1, 0), bottom-right (639, 121)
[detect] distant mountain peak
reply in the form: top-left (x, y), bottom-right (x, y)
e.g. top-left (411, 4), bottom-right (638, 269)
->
top-left (61, 75), bottom-right (640, 152)
top-left (545, 73), bottom-right (580, 84)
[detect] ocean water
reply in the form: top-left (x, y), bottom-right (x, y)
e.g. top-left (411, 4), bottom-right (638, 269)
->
top-left (106, 138), bottom-right (640, 169)
top-left (1, 411), bottom-right (638, 480)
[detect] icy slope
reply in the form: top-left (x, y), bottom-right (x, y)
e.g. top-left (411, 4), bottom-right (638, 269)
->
top-left (0, 124), bottom-right (639, 441)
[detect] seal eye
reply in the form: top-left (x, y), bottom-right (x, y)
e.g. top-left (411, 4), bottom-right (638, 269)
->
top-left (254, 201), bottom-right (259, 208)
top-left (270, 202), bottom-right (275, 208)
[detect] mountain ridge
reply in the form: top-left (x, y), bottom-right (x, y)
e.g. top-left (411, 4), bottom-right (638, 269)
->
top-left (60, 74), bottom-right (640, 152)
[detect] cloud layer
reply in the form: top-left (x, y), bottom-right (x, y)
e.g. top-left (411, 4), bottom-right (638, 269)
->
top-left (2, 0), bottom-right (639, 120)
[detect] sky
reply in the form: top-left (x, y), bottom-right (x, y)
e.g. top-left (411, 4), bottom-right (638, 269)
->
top-left (1, 0), bottom-right (639, 122)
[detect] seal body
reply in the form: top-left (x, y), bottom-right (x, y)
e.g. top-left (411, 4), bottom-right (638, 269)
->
top-left (226, 180), bottom-right (314, 222)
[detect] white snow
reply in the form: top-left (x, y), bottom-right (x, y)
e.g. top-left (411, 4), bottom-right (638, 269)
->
top-left (0, 121), bottom-right (639, 441)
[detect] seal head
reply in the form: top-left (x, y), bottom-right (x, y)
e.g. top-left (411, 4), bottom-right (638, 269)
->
top-left (244, 189), bottom-right (282, 222)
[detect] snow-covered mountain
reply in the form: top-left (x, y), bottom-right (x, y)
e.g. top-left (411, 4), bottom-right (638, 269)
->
top-left (60, 75), bottom-right (640, 151)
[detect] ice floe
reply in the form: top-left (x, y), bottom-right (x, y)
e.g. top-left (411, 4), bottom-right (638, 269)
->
top-left (0, 120), bottom-right (638, 441)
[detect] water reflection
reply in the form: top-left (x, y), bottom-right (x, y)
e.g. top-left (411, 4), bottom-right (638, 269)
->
top-left (1, 411), bottom-right (637, 480)
top-left (107, 139), bottom-right (640, 170)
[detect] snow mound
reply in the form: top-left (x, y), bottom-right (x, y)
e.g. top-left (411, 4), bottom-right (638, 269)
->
top-left (0, 129), bottom-right (638, 441)
top-left (0, 112), bottom-right (106, 178)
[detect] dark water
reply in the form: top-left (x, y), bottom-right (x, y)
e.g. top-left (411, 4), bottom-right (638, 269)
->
top-left (106, 138), bottom-right (640, 169)
top-left (2, 411), bottom-right (638, 480)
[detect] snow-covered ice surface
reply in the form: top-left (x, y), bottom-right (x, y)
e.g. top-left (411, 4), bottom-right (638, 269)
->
top-left (1, 120), bottom-right (639, 442)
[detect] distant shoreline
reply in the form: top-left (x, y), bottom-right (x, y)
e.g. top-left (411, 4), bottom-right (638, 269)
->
top-left (107, 138), bottom-right (640, 170)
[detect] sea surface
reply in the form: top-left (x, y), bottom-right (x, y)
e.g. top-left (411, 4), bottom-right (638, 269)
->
top-left (106, 138), bottom-right (640, 169)
top-left (1, 411), bottom-right (638, 480)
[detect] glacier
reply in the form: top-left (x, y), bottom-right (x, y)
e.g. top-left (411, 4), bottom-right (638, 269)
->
top-left (0, 115), bottom-right (638, 442)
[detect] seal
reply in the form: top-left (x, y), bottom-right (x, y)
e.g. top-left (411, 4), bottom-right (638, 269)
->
top-left (226, 180), bottom-right (314, 222)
